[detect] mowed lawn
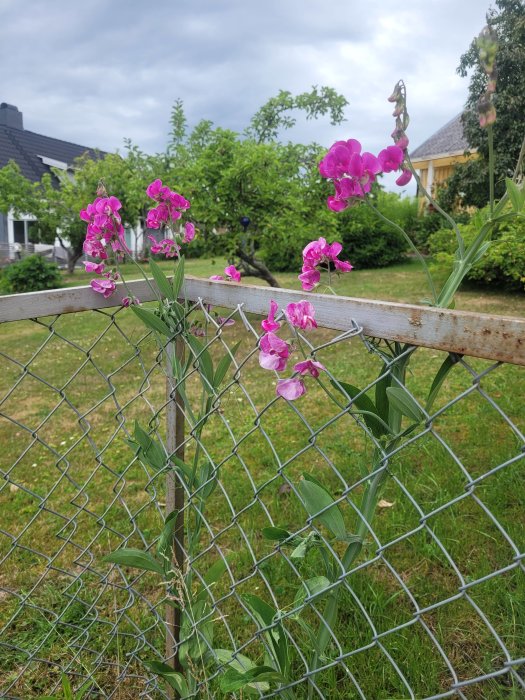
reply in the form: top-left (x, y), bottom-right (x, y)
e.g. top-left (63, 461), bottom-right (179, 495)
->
top-left (0, 258), bottom-right (524, 698)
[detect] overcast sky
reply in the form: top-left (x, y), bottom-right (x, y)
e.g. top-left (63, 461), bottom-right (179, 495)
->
top-left (1, 0), bottom-right (490, 193)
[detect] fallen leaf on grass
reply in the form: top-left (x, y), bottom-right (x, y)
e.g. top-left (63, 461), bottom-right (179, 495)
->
top-left (378, 499), bottom-right (394, 508)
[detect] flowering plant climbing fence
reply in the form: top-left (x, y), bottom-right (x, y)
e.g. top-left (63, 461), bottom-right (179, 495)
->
top-left (1, 278), bottom-right (524, 700)
top-left (2, 26), bottom-right (525, 699)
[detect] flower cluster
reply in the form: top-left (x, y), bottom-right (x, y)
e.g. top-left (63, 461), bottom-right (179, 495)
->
top-left (299, 237), bottom-right (352, 291)
top-left (258, 299), bottom-right (325, 400)
top-left (145, 179), bottom-right (196, 259)
top-left (319, 137), bottom-right (410, 211)
top-left (145, 179), bottom-right (191, 229)
top-left (79, 193), bottom-right (131, 299)
top-left (80, 195), bottom-right (130, 260)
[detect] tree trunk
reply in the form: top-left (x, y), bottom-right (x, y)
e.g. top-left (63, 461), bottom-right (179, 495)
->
top-left (235, 247), bottom-right (280, 287)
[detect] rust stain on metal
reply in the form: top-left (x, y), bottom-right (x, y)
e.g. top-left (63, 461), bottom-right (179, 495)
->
top-left (408, 310), bottom-right (423, 328)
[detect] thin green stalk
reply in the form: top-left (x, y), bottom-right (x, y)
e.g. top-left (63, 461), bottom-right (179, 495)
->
top-left (488, 124), bottom-right (495, 215)
top-left (364, 199), bottom-right (438, 304)
top-left (405, 155), bottom-right (465, 257)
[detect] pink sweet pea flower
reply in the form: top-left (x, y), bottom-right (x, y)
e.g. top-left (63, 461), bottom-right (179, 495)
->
top-left (90, 278), bottom-right (116, 299)
top-left (209, 274), bottom-right (224, 281)
top-left (259, 332), bottom-right (290, 371)
top-left (298, 268), bottom-right (321, 292)
top-left (377, 145), bottom-right (404, 173)
top-left (395, 169), bottom-right (413, 187)
top-left (262, 300), bottom-right (281, 332)
top-left (122, 296), bottom-right (140, 307)
top-left (334, 259), bottom-right (353, 272)
top-left (217, 317), bottom-right (235, 327)
top-left (276, 378), bottom-right (306, 401)
top-left (293, 359), bottom-right (326, 378)
top-left (183, 222), bottom-right (195, 244)
top-left (285, 301), bottom-right (317, 330)
top-left (83, 261), bottom-right (105, 274)
top-left (224, 265), bottom-right (241, 282)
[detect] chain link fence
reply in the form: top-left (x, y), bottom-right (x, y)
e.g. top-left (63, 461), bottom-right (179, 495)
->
top-left (0, 280), bottom-right (524, 699)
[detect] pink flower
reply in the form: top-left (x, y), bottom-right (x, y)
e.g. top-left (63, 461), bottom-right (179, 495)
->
top-left (145, 181), bottom-right (191, 233)
top-left (259, 332), bottom-right (290, 371)
top-left (262, 300), bottom-right (281, 332)
top-left (285, 301), bottom-right (317, 330)
top-left (224, 265), bottom-right (241, 282)
top-left (148, 235), bottom-right (180, 258)
top-left (298, 237), bottom-right (352, 291)
top-left (276, 378), bottom-right (306, 401)
top-left (90, 278), bottom-right (116, 299)
top-left (395, 169), bottom-right (413, 187)
top-left (217, 317), bottom-right (235, 327)
top-left (183, 222), bottom-right (195, 244)
top-left (83, 260), bottom-right (105, 274)
top-left (80, 195), bottom-right (130, 260)
top-left (377, 145), bottom-right (404, 173)
top-left (293, 359), bottom-right (326, 378)
top-left (319, 140), bottom-right (382, 210)
top-left (298, 268), bottom-right (321, 292)
top-left (209, 265), bottom-right (241, 282)
top-left (122, 296), bottom-right (140, 307)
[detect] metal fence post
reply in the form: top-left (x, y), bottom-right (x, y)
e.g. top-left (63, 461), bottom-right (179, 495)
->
top-left (166, 336), bottom-right (186, 683)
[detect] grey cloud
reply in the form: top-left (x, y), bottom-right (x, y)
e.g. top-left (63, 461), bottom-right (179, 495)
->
top-left (1, 0), bottom-right (489, 170)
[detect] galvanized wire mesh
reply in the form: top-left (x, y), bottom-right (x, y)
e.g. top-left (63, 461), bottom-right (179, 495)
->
top-left (0, 291), bottom-right (523, 699)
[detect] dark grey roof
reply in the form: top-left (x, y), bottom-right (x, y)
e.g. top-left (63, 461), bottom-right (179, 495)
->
top-left (410, 113), bottom-right (470, 160)
top-left (0, 124), bottom-right (104, 183)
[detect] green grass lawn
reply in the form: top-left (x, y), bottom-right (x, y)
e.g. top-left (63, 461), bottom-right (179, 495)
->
top-left (0, 259), bottom-right (523, 698)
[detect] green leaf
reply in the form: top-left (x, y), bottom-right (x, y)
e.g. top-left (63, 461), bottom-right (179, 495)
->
top-left (213, 340), bottom-right (241, 388)
top-left (186, 334), bottom-right (215, 393)
top-left (149, 259), bottom-right (174, 300)
top-left (262, 527), bottom-right (294, 542)
top-left (142, 660), bottom-right (190, 696)
top-left (133, 422), bottom-right (167, 471)
top-left (290, 538), bottom-right (309, 559)
top-left (242, 593), bottom-right (276, 627)
top-left (172, 257), bottom-right (185, 299)
top-left (386, 387), bottom-right (425, 423)
top-left (131, 305), bottom-right (172, 337)
top-left (103, 548), bottom-right (164, 577)
top-left (202, 555), bottom-right (231, 587)
top-left (298, 477), bottom-right (346, 539)
top-left (242, 593), bottom-right (288, 674)
top-left (374, 367), bottom-right (391, 423)
top-left (61, 675), bottom-right (73, 700)
top-left (214, 649), bottom-right (270, 692)
top-left (292, 576), bottom-right (331, 612)
top-left (219, 666), bottom-right (285, 693)
top-left (171, 455), bottom-right (193, 487)
top-left (426, 354), bottom-right (461, 412)
top-left (506, 177), bottom-right (524, 213)
top-left (198, 461), bottom-right (217, 500)
top-left (331, 380), bottom-right (390, 438)
top-left (157, 510), bottom-right (179, 565)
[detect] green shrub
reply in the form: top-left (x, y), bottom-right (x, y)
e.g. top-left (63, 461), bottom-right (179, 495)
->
top-left (336, 192), bottom-right (413, 268)
top-left (0, 255), bottom-right (62, 294)
top-left (428, 211), bottom-right (525, 291)
top-left (260, 192), bottom-right (417, 272)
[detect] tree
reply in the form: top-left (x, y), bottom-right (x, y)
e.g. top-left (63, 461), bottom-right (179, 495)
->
top-left (439, 0), bottom-right (525, 209)
top-left (0, 147), bottom-right (155, 272)
top-left (163, 88), bottom-right (348, 286)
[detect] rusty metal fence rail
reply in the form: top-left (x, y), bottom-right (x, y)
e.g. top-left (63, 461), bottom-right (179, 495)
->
top-left (0, 278), bottom-right (524, 699)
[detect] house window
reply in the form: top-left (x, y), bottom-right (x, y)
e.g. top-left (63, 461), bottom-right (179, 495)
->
top-left (12, 220), bottom-right (38, 246)
top-left (13, 221), bottom-right (25, 244)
